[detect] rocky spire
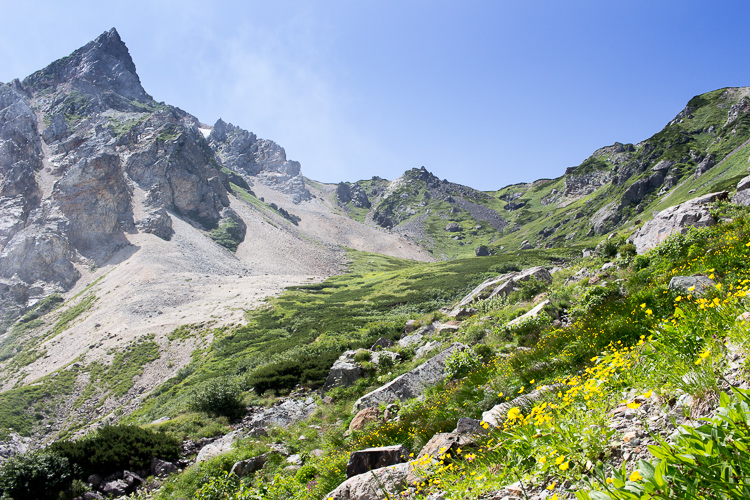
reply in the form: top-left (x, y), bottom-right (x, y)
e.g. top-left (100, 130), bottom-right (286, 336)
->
top-left (23, 27), bottom-right (150, 103)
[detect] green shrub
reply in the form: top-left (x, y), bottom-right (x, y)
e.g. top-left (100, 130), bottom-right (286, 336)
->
top-left (189, 378), bottom-right (245, 419)
top-left (50, 424), bottom-right (180, 478)
top-left (209, 218), bottom-right (244, 252)
top-left (473, 344), bottom-right (495, 363)
top-left (444, 349), bottom-right (482, 380)
top-left (295, 464), bottom-right (319, 484)
top-left (515, 276), bottom-right (549, 301)
top-left (246, 351), bottom-right (340, 395)
top-left (617, 242), bottom-right (637, 258)
top-left (353, 350), bottom-right (371, 363)
top-left (0, 449), bottom-right (77, 500)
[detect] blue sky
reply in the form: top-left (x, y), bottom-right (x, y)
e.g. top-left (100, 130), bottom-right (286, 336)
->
top-left (2, 1), bottom-right (749, 190)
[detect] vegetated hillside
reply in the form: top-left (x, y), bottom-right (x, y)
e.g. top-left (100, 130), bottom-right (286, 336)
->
top-left (133, 202), bottom-right (750, 500)
top-left (332, 87), bottom-right (750, 258)
top-left (0, 28), bottom-right (431, 444)
top-left (5, 199), bottom-right (750, 499)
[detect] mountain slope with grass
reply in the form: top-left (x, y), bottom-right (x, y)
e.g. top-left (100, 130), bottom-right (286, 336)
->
top-left (330, 88), bottom-right (750, 258)
top-left (3, 27), bottom-right (750, 500)
top-left (6, 188), bottom-right (750, 500)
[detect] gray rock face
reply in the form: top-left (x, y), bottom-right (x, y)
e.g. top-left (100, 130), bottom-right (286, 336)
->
top-left (208, 119), bottom-right (310, 203)
top-left (196, 430), bottom-right (240, 462)
top-left (668, 275), bottom-right (716, 296)
top-left (337, 182), bottom-right (371, 208)
top-left (243, 396), bottom-right (317, 436)
top-left (481, 384), bottom-right (559, 428)
top-left (732, 174), bottom-right (750, 206)
top-left (630, 192), bottom-right (728, 254)
top-left (151, 457), bottom-right (178, 477)
top-left (54, 152), bottom-right (130, 260)
top-left (323, 354), bottom-right (365, 393)
top-left (230, 454), bottom-right (267, 478)
top-left (324, 462), bottom-right (411, 500)
top-left (101, 479), bottom-right (129, 497)
top-left (0, 29), bottom-right (310, 326)
top-left (0, 432), bottom-right (31, 463)
top-left (452, 266), bottom-right (551, 312)
top-left (694, 154), bottom-right (716, 179)
top-left (346, 445), bottom-right (409, 478)
top-left (353, 343), bottom-right (466, 411)
top-left (563, 169), bottom-right (613, 197)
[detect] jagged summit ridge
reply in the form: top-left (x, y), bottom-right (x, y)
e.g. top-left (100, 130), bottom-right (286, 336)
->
top-left (22, 28), bottom-right (149, 104)
top-left (208, 118), bottom-right (310, 203)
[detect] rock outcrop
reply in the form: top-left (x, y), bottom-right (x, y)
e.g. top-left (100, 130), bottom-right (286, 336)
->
top-left (353, 343), bottom-right (465, 411)
top-left (346, 445), bottom-right (409, 478)
top-left (629, 191), bottom-right (727, 254)
top-left (208, 119), bottom-right (310, 203)
top-left (0, 28), bottom-right (311, 327)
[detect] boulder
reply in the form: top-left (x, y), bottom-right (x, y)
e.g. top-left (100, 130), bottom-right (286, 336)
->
top-left (349, 407), bottom-right (382, 432)
top-left (151, 457), bottom-right (178, 476)
top-left (417, 432), bottom-right (475, 462)
top-left (230, 454), bottom-right (267, 478)
top-left (447, 307), bottom-right (476, 319)
top-left (668, 275), bottom-right (716, 296)
top-left (445, 222), bottom-right (460, 232)
top-left (630, 192), bottom-right (727, 254)
top-left (196, 430), bottom-right (241, 462)
top-left (454, 273), bottom-right (515, 308)
top-left (123, 470), bottom-right (143, 489)
top-left (505, 300), bottom-right (551, 328)
top-left (101, 479), bottom-right (129, 497)
top-left (323, 353), bottom-right (365, 393)
top-left (136, 207), bottom-right (173, 240)
top-left (475, 245), bottom-right (490, 257)
top-left (736, 174), bottom-right (750, 193)
top-left (82, 492), bottom-right (105, 500)
top-left (733, 189), bottom-right (750, 206)
top-left (323, 462), bottom-right (411, 500)
top-left (346, 445), bottom-right (409, 478)
top-left (243, 396), bottom-right (317, 436)
top-left (353, 343), bottom-right (466, 411)
top-left (455, 417), bottom-right (489, 436)
top-left (414, 341), bottom-right (441, 360)
top-left (481, 384), bottom-right (559, 428)
top-left (398, 333), bottom-right (423, 348)
top-left (371, 337), bottom-right (394, 350)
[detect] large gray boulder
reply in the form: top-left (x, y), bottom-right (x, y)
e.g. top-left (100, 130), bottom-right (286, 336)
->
top-left (482, 384), bottom-right (559, 428)
top-left (322, 353), bottom-right (365, 393)
top-left (732, 174), bottom-right (750, 206)
top-left (244, 396), bottom-right (317, 436)
top-left (353, 343), bottom-right (466, 411)
top-left (346, 445), bottom-right (409, 478)
top-left (323, 462), bottom-right (411, 500)
top-left (452, 267), bottom-right (552, 313)
top-left (230, 454), bottom-right (267, 478)
top-left (505, 299), bottom-right (551, 328)
top-left (630, 192), bottom-right (728, 254)
top-left (668, 275), bottom-right (716, 296)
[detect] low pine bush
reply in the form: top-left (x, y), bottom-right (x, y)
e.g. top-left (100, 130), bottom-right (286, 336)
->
top-left (50, 424), bottom-right (180, 478)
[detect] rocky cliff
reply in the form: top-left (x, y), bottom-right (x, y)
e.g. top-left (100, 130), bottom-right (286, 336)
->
top-left (0, 29), bottom-right (317, 330)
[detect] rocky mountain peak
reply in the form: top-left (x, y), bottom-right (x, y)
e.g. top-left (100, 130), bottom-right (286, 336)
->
top-left (22, 27), bottom-right (150, 104)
